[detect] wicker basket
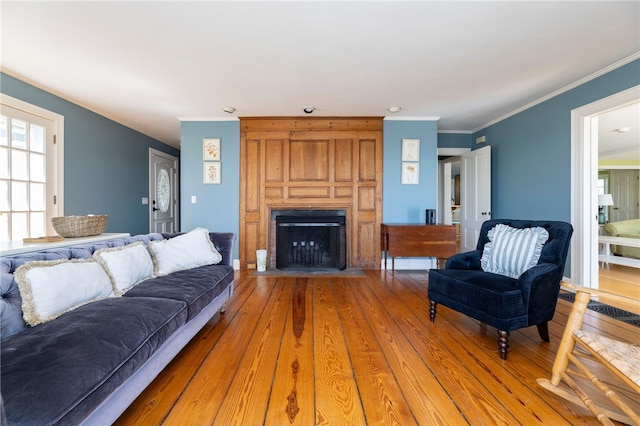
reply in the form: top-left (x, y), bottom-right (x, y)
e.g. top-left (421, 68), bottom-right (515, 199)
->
top-left (52, 215), bottom-right (108, 238)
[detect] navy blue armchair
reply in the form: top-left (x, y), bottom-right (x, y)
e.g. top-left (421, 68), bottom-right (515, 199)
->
top-left (428, 219), bottom-right (573, 360)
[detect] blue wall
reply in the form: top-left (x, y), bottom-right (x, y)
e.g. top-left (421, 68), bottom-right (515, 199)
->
top-left (6, 57), bottom-right (637, 260)
top-left (474, 59), bottom-right (640, 222)
top-left (180, 121), bottom-right (240, 255)
top-left (1, 73), bottom-right (180, 235)
top-left (179, 119), bottom-right (440, 256)
top-left (437, 132), bottom-right (472, 149)
top-left (383, 120), bottom-right (439, 223)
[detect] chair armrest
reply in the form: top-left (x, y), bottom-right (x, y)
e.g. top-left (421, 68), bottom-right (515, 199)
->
top-left (517, 263), bottom-right (562, 319)
top-left (446, 250), bottom-right (482, 270)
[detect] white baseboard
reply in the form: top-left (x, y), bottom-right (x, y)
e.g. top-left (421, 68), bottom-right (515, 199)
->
top-left (379, 257), bottom-right (438, 270)
top-left (234, 258), bottom-right (436, 271)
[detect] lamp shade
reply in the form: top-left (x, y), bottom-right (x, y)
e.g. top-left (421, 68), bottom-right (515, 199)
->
top-left (598, 193), bottom-right (614, 206)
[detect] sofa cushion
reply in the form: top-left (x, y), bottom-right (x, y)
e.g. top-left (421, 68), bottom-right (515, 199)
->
top-left (124, 264), bottom-right (234, 320)
top-left (603, 219), bottom-right (640, 237)
top-left (429, 269), bottom-right (527, 321)
top-left (1, 253), bottom-right (73, 340)
top-left (0, 296), bottom-right (187, 426)
top-left (14, 259), bottom-right (115, 326)
top-left (93, 242), bottom-right (155, 296)
top-left (481, 224), bottom-right (549, 279)
top-left (148, 227), bottom-right (222, 276)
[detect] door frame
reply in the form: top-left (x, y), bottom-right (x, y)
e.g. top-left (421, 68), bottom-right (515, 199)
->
top-left (437, 148), bottom-right (470, 225)
top-left (1, 94), bottom-right (65, 237)
top-left (570, 85), bottom-right (640, 288)
top-left (149, 148), bottom-right (179, 233)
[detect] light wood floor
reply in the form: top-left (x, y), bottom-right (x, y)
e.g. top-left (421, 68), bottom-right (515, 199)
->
top-left (116, 269), bottom-right (639, 425)
top-left (594, 263), bottom-right (640, 314)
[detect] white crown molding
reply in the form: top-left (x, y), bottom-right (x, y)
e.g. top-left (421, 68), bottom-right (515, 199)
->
top-left (178, 116), bottom-right (240, 122)
top-left (383, 116), bottom-right (440, 121)
top-left (438, 130), bottom-right (472, 134)
top-left (473, 52), bottom-right (640, 133)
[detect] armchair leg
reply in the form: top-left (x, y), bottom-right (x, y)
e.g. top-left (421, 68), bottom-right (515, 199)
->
top-left (498, 330), bottom-right (510, 360)
top-left (537, 322), bottom-right (550, 342)
top-left (429, 300), bottom-right (437, 322)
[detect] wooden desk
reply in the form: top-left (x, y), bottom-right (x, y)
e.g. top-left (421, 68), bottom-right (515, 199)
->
top-left (381, 223), bottom-right (458, 270)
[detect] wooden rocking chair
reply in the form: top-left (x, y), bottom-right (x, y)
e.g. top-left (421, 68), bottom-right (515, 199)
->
top-left (537, 290), bottom-right (640, 425)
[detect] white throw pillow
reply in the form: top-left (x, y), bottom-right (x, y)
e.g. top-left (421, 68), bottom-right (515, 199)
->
top-left (15, 259), bottom-right (115, 326)
top-left (480, 224), bottom-right (549, 279)
top-left (94, 242), bottom-right (155, 295)
top-left (148, 227), bottom-right (222, 276)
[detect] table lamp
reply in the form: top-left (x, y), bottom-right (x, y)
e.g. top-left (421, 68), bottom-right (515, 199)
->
top-left (598, 194), bottom-right (614, 224)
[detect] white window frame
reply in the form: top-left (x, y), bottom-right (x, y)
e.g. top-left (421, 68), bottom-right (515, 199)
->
top-left (1, 94), bottom-right (64, 238)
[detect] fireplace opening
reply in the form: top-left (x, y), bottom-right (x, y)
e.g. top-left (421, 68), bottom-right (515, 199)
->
top-left (274, 210), bottom-right (346, 270)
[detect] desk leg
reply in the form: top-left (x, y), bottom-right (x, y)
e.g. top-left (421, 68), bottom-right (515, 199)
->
top-left (391, 257), bottom-right (395, 271)
top-left (383, 233), bottom-right (389, 270)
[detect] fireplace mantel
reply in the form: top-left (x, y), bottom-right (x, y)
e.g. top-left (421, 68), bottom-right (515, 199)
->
top-left (239, 117), bottom-right (383, 269)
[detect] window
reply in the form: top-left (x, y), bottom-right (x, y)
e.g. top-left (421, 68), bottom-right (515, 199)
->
top-left (0, 95), bottom-right (63, 241)
top-left (597, 174), bottom-right (608, 196)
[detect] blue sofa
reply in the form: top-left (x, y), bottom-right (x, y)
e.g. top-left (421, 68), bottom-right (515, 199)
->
top-left (0, 232), bottom-right (235, 426)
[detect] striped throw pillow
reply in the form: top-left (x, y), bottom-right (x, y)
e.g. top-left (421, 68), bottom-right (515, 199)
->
top-left (480, 224), bottom-right (549, 279)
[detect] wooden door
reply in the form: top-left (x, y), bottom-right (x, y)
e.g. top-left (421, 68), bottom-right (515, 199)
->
top-left (610, 170), bottom-right (639, 222)
top-left (460, 146), bottom-right (491, 252)
top-left (149, 149), bottom-right (178, 233)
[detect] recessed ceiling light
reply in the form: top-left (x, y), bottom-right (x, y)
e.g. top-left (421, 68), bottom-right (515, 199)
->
top-left (612, 127), bottom-right (630, 133)
top-left (222, 106), bottom-right (236, 114)
top-left (303, 106), bottom-right (315, 114)
top-left (388, 106), bottom-right (401, 113)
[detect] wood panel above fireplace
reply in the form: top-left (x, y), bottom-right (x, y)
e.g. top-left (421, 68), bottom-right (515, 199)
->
top-left (239, 117), bottom-right (383, 270)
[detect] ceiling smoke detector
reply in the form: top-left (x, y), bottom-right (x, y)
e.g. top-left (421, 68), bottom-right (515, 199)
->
top-left (303, 106), bottom-right (315, 114)
top-left (613, 127), bottom-right (630, 133)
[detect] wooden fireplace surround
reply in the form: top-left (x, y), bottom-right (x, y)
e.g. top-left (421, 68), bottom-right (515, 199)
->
top-left (239, 117), bottom-right (383, 269)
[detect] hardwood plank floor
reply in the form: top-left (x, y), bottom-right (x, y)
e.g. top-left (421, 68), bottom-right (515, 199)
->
top-left (596, 263), bottom-right (640, 315)
top-left (116, 269), bottom-right (640, 425)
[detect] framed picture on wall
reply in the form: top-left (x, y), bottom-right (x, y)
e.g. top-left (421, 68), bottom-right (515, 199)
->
top-left (203, 162), bottom-right (221, 184)
top-left (203, 138), bottom-right (221, 161)
top-left (401, 139), bottom-right (420, 161)
top-left (401, 162), bottom-right (419, 184)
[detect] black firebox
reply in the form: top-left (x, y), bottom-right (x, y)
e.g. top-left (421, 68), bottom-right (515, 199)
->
top-left (274, 210), bottom-right (347, 270)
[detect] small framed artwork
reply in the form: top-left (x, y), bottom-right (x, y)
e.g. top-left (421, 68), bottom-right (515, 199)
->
top-left (401, 162), bottom-right (419, 185)
top-left (401, 139), bottom-right (420, 161)
top-left (203, 138), bottom-right (221, 161)
top-left (203, 161), bottom-right (221, 184)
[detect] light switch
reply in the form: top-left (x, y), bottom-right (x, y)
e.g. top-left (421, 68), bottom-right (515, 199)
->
top-left (191, 195), bottom-right (197, 204)
top-left (142, 197), bottom-right (149, 205)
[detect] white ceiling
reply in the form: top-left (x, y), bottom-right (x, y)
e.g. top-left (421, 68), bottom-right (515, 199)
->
top-left (597, 102), bottom-right (640, 165)
top-left (1, 1), bottom-right (639, 150)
